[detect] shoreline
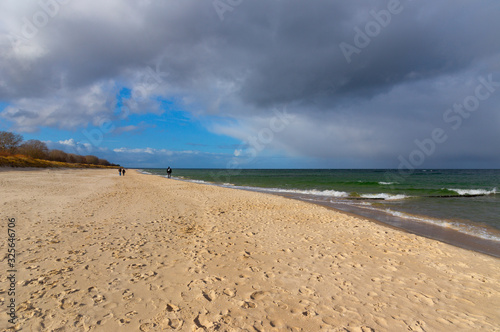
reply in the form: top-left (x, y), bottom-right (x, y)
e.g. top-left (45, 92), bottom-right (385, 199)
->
top-left (296, 195), bottom-right (500, 258)
top-left (276, 192), bottom-right (500, 258)
top-left (2, 168), bottom-right (499, 331)
top-left (146, 170), bottom-right (500, 259)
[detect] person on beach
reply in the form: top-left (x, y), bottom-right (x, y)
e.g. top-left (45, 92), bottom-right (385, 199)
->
top-left (122, 169), bottom-right (126, 176)
top-left (167, 167), bottom-right (172, 178)
top-left (118, 168), bottom-right (122, 176)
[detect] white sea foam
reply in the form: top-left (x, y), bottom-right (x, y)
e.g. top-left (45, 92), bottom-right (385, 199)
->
top-left (447, 187), bottom-right (497, 196)
top-left (379, 181), bottom-right (397, 185)
top-left (384, 209), bottom-right (500, 242)
top-left (187, 179), bottom-right (211, 184)
top-left (360, 193), bottom-right (409, 200)
top-left (253, 187), bottom-right (350, 198)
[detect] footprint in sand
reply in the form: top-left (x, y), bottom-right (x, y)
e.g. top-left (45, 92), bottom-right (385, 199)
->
top-left (188, 266), bottom-right (204, 274)
top-left (166, 303), bottom-right (180, 312)
top-left (92, 294), bottom-right (106, 304)
top-left (250, 290), bottom-right (270, 300)
top-left (122, 289), bottom-right (134, 300)
top-left (118, 317), bottom-right (131, 325)
top-left (249, 266), bottom-right (262, 272)
top-left (139, 322), bottom-right (159, 331)
top-left (126, 311), bottom-right (138, 317)
top-left (153, 305), bottom-right (184, 330)
top-left (30, 289), bottom-right (47, 299)
top-left (164, 318), bottom-right (183, 329)
top-left (241, 301), bottom-right (257, 309)
top-left (16, 301), bottom-right (42, 319)
top-left (88, 286), bottom-right (106, 305)
top-left (275, 301), bottom-right (288, 310)
top-left (59, 298), bottom-right (78, 309)
top-left (308, 273), bottom-right (324, 282)
top-left (298, 286), bottom-right (316, 296)
top-left (130, 271), bottom-right (157, 283)
top-left (202, 290), bottom-right (217, 302)
top-left (194, 313), bottom-right (221, 330)
top-left (223, 288), bottom-right (236, 297)
top-left (268, 318), bottom-right (286, 328)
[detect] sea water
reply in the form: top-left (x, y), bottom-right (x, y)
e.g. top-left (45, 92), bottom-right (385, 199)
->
top-left (142, 169), bottom-right (500, 256)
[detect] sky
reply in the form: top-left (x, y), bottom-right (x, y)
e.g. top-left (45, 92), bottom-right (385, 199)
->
top-left (1, 0), bottom-right (499, 169)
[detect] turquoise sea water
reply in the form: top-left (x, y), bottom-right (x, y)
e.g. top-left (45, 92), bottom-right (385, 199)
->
top-left (141, 168), bottom-right (500, 255)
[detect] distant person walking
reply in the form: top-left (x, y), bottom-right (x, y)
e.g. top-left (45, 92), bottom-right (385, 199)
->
top-left (122, 169), bottom-right (126, 176)
top-left (118, 168), bottom-right (122, 176)
top-left (167, 167), bottom-right (172, 178)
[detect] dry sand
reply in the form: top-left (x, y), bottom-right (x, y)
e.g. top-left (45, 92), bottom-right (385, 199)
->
top-left (1, 168), bottom-right (499, 331)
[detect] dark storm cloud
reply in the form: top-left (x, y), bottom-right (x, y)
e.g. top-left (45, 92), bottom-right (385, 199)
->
top-left (2, 0), bottom-right (498, 102)
top-left (1, 0), bottom-right (499, 166)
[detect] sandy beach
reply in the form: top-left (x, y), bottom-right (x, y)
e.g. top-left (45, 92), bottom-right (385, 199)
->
top-left (1, 169), bottom-right (499, 331)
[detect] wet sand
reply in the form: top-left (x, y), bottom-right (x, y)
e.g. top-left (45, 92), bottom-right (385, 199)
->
top-left (1, 168), bottom-right (499, 331)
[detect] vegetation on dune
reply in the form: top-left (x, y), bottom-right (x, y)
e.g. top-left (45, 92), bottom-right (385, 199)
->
top-left (0, 130), bottom-right (120, 168)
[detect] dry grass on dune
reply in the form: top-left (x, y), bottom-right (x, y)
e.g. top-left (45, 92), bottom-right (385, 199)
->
top-left (0, 155), bottom-right (119, 169)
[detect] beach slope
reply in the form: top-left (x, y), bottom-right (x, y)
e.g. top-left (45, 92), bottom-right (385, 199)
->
top-left (1, 169), bottom-right (499, 331)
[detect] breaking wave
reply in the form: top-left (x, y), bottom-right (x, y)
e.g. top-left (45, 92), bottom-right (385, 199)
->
top-left (447, 188), bottom-right (497, 196)
top-left (252, 187), bottom-right (350, 198)
top-left (360, 193), bottom-right (409, 200)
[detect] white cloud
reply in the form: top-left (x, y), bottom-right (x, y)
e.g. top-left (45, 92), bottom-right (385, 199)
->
top-left (45, 138), bottom-right (97, 155)
top-left (113, 147), bottom-right (173, 156)
top-left (58, 138), bottom-right (77, 147)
